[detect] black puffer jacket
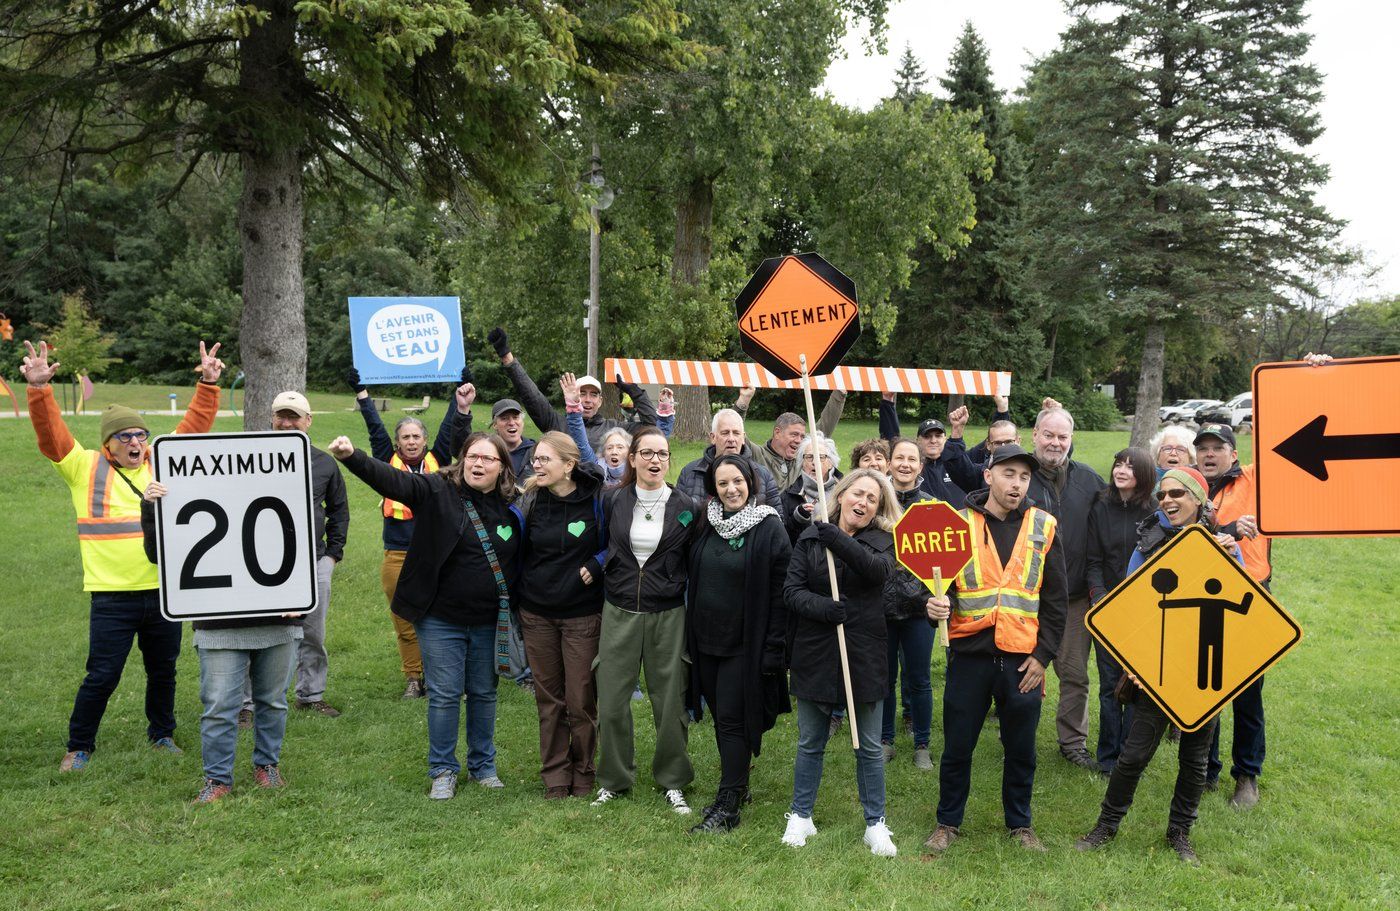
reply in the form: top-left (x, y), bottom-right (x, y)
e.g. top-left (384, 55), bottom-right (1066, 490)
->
top-left (784, 524), bottom-right (895, 704)
top-left (1085, 492), bottom-right (1154, 605)
top-left (601, 484), bottom-right (699, 613)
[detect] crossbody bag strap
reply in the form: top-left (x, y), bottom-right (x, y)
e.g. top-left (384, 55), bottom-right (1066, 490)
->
top-left (461, 494), bottom-right (513, 675)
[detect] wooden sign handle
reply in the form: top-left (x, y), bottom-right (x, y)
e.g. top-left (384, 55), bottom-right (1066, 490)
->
top-left (800, 354), bottom-right (860, 751)
top-left (933, 567), bottom-right (950, 647)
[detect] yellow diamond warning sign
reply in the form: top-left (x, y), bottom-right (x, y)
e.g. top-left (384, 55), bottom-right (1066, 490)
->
top-left (1085, 525), bottom-right (1301, 732)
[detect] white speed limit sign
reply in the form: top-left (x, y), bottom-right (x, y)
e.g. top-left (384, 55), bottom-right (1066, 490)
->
top-left (153, 431), bottom-right (319, 622)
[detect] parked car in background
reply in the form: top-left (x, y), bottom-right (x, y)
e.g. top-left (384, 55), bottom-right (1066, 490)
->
top-left (1196, 393), bottom-right (1252, 429)
top-left (1159, 398), bottom-right (1221, 423)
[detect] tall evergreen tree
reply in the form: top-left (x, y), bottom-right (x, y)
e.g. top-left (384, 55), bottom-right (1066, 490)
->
top-left (891, 45), bottom-right (927, 106)
top-left (1021, 0), bottom-right (1341, 446)
top-left (885, 23), bottom-right (1044, 406)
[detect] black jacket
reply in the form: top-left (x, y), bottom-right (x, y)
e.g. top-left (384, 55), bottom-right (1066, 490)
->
top-left (1025, 459), bottom-right (1106, 599)
top-left (675, 442), bottom-right (783, 511)
top-left (685, 513), bottom-right (792, 753)
top-left (947, 488), bottom-right (1069, 668)
top-left (310, 447), bottom-right (349, 561)
top-left (779, 470), bottom-right (843, 544)
top-left (505, 356), bottom-right (656, 451)
top-left (784, 524), bottom-right (895, 704)
top-left (516, 461), bottom-right (608, 618)
top-left (601, 484), bottom-right (699, 613)
top-left (449, 406), bottom-right (537, 482)
top-left (1085, 492), bottom-right (1154, 605)
top-left (341, 450), bottom-right (522, 624)
top-left (357, 394), bottom-right (458, 550)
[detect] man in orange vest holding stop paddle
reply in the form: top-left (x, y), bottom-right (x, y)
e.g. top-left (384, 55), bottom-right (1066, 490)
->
top-left (921, 444), bottom-right (1069, 856)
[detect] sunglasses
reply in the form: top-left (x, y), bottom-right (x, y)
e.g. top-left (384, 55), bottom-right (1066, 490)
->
top-left (112, 430), bottom-right (150, 444)
top-left (1155, 487), bottom-right (1191, 501)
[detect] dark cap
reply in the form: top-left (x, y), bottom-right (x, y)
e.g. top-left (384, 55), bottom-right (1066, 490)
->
top-left (1194, 423), bottom-right (1236, 448)
top-left (491, 399), bottom-right (523, 420)
top-left (987, 443), bottom-right (1039, 473)
top-left (918, 418), bottom-right (946, 436)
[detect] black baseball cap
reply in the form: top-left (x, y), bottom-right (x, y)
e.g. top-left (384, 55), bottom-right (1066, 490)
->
top-left (918, 418), bottom-right (946, 436)
top-left (1194, 423), bottom-right (1236, 448)
top-left (987, 443), bottom-right (1039, 473)
top-left (491, 399), bottom-right (523, 420)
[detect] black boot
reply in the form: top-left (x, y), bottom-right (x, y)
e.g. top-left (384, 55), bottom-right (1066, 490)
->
top-left (688, 788), bottom-right (740, 834)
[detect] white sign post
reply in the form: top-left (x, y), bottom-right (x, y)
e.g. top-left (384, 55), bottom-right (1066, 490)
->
top-left (153, 431), bottom-right (319, 622)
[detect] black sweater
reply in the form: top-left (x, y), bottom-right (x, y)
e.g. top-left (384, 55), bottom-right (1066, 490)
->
top-left (1085, 492), bottom-right (1154, 605)
top-left (341, 450), bottom-right (521, 625)
top-left (517, 461), bottom-right (607, 618)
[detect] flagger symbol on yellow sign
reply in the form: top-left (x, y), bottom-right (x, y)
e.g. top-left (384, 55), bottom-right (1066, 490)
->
top-left (1085, 525), bottom-right (1302, 732)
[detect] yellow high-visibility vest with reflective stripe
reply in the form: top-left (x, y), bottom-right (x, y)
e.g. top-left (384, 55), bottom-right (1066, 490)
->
top-left (382, 452), bottom-right (440, 521)
top-left (53, 444), bottom-right (157, 592)
top-left (950, 506), bottom-right (1057, 655)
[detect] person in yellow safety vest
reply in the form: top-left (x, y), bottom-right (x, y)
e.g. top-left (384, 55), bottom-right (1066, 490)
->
top-left (919, 443), bottom-right (1069, 858)
top-left (21, 339), bottom-right (225, 772)
top-left (346, 365), bottom-right (474, 699)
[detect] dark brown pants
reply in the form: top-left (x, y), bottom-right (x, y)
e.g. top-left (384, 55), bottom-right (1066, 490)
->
top-left (519, 610), bottom-right (602, 794)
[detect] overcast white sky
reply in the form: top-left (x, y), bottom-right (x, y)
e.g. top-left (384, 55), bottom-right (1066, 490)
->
top-left (822, 0), bottom-right (1398, 300)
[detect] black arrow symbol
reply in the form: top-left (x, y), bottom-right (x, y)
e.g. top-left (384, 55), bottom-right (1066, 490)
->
top-left (1273, 414), bottom-right (1400, 481)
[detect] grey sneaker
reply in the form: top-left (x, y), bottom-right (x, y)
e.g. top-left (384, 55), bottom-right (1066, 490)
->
top-left (913, 747), bottom-right (934, 770)
top-left (881, 741), bottom-right (895, 763)
top-left (428, 771), bottom-right (458, 800)
top-left (474, 775), bottom-right (505, 790)
top-left (150, 736), bottom-right (183, 755)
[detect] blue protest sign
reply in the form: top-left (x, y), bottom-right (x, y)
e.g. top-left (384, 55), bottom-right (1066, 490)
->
top-left (348, 296), bottom-right (465, 384)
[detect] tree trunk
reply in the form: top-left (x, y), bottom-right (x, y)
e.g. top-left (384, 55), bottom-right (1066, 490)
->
top-left (669, 175), bottom-right (716, 441)
top-left (237, 2), bottom-right (305, 429)
top-left (1130, 317), bottom-right (1166, 448)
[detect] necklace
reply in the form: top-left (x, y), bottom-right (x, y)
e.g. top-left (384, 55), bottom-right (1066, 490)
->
top-left (637, 488), bottom-right (667, 520)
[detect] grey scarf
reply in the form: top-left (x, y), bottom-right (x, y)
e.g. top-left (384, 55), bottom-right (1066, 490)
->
top-left (706, 499), bottom-right (777, 541)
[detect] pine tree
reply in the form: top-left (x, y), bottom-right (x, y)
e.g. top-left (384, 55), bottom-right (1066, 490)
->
top-left (885, 22), bottom-right (1045, 409)
top-left (891, 45), bottom-right (927, 106)
top-left (1021, 0), bottom-right (1342, 446)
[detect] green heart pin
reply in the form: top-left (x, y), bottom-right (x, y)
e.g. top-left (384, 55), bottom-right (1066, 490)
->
top-left (496, 525), bottom-right (513, 541)
top-left (678, 510), bottom-right (693, 527)
top-left (567, 520), bottom-right (586, 537)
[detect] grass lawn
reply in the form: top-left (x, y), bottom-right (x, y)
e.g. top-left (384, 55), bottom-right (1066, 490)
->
top-left (1, 389), bottom-right (1396, 910)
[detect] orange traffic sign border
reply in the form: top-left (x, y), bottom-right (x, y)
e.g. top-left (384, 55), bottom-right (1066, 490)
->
top-left (735, 252), bottom-right (860, 380)
top-left (1253, 355), bottom-right (1400, 537)
top-left (1085, 525), bottom-right (1301, 732)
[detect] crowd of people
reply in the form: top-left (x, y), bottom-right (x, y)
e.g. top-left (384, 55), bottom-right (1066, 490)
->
top-left (20, 330), bottom-right (1331, 863)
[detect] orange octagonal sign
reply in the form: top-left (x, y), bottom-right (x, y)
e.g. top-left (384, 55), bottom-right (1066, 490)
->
top-left (736, 253), bottom-right (859, 380)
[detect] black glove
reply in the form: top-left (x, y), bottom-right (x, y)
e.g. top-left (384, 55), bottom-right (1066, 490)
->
top-left (819, 596), bottom-right (846, 625)
top-left (487, 327), bottom-right (510, 358)
top-left (345, 368), bottom-right (365, 394)
top-left (813, 521), bottom-right (842, 547)
top-left (614, 372), bottom-right (643, 398)
top-left (459, 364), bottom-right (474, 385)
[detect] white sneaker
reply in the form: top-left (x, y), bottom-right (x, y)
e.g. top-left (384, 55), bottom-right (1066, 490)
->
top-left (591, 787), bottom-right (620, 807)
top-left (781, 812), bottom-right (818, 847)
top-left (864, 818), bottom-right (897, 857)
top-left (428, 771), bottom-right (458, 800)
top-left (664, 788), bottom-right (692, 815)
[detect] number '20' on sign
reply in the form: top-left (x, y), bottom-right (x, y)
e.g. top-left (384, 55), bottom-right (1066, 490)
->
top-left (153, 432), bottom-right (320, 622)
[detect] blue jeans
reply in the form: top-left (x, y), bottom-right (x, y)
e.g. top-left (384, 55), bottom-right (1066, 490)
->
top-left (198, 641), bottom-right (296, 784)
top-left (68, 590), bottom-right (182, 753)
top-left (415, 615), bottom-right (499, 779)
top-left (791, 698), bottom-right (885, 824)
top-left (1207, 675), bottom-right (1266, 781)
top-left (937, 650), bottom-right (1043, 830)
top-left (883, 618), bottom-right (934, 747)
top-left (1094, 640), bottom-right (1133, 771)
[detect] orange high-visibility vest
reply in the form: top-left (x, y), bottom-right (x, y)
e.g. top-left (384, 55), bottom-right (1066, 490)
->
top-left (1210, 463), bottom-right (1271, 583)
top-left (382, 452), bottom-right (440, 521)
top-left (950, 506), bottom-right (1058, 655)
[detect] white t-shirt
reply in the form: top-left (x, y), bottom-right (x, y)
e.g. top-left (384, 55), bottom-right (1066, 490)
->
top-left (631, 484), bottom-right (672, 567)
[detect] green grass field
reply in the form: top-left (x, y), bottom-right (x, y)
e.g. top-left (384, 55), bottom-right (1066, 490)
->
top-left (1, 389), bottom-right (1396, 911)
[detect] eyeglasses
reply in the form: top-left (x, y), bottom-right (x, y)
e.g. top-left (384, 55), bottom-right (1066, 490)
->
top-left (531, 455), bottom-right (555, 466)
top-left (1159, 445), bottom-right (1190, 454)
top-left (636, 449), bottom-right (670, 462)
top-left (1155, 487), bottom-right (1191, 501)
top-left (112, 430), bottom-right (149, 444)
top-left (985, 438), bottom-right (1015, 448)
top-left (463, 453), bottom-right (501, 465)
